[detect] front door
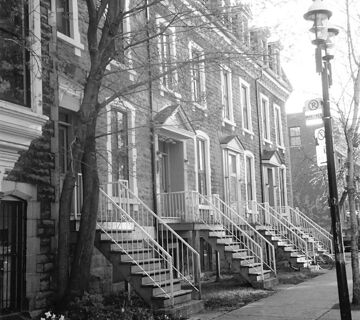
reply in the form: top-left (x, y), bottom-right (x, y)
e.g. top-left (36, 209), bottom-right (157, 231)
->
top-left (264, 167), bottom-right (276, 206)
top-left (158, 139), bottom-right (185, 193)
top-left (0, 199), bottom-right (26, 314)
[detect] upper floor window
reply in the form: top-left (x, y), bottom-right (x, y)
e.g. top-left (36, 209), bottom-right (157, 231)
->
top-left (157, 18), bottom-right (177, 92)
top-left (56, 0), bottom-right (84, 56)
top-left (221, 66), bottom-right (233, 124)
top-left (260, 94), bottom-right (270, 142)
top-left (56, 0), bottom-right (70, 36)
top-left (111, 0), bottom-right (131, 67)
top-left (274, 104), bottom-right (284, 147)
top-left (289, 126), bottom-right (301, 147)
top-left (189, 42), bottom-right (206, 108)
top-left (0, 0), bottom-right (30, 107)
top-left (239, 78), bottom-right (252, 133)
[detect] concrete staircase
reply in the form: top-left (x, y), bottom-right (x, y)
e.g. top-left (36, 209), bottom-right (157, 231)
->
top-left (94, 227), bottom-right (203, 317)
top-left (200, 226), bottom-right (277, 289)
top-left (256, 226), bottom-right (312, 269)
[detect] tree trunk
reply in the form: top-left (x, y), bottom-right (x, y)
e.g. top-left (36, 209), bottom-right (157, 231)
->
top-left (67, 119), bottom-right (100, 298)
top-left (57, 135), bottom-right (84, 302)
top-left (347, 141), bottom-right (360, 305)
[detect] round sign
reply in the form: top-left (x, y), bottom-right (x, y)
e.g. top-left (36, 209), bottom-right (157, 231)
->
top-left (317, 128), bottom-right (325, 140)
top-left (308, 99), bottom-right (320, 110)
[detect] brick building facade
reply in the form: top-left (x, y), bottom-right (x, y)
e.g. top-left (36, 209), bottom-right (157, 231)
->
top-left (0, 0), bottom-right (295, 316)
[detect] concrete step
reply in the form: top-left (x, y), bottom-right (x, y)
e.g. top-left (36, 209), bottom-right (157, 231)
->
top-left (119, 246), bottom-right (155, 262)
top-left (133, 268), bottom-right (172, 285)
top-left (143, 279), bottom-right (182, 296)
top-left (155, 299), bottom-right (204, 319)
top-left (153, 289), bottom-right (193, 308)
top-left (130, 258), bottom-right (163, 272)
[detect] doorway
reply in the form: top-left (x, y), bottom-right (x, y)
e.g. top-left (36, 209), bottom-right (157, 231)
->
top-left (158, 139), bottom-right (185, 193)
top-left (0, 198), bottom-right (26, 314)
top-left (264, 167), bottom-right (276, 206)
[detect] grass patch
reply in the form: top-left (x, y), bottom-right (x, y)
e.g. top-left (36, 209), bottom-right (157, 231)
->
top-left (277, 269), bottom-right (325, 285)
top-left (201, 274), bottom-right (273, 311)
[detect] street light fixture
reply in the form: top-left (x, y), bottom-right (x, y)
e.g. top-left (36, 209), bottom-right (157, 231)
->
top-left (304, 1), bottom-right (352, 320)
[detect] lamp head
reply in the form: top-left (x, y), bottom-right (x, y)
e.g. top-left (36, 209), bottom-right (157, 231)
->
top-left (304, 0), bottom-right (333, 45)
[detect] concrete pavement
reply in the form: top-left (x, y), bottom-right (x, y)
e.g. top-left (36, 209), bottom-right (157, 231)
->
top-left (191, 258), bottom-right (360, 319)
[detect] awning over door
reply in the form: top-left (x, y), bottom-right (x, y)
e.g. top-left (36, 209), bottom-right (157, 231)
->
top-left (262, 150), bottom-right (284, 167)
top-left (154, 105), bottom-right (195, 140)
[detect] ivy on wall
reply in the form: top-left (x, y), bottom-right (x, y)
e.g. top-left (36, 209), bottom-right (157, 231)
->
top-left (6, 120), bottom-right (55, 201)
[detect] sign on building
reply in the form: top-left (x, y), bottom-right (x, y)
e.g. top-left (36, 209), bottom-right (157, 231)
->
top-left (304, 98), bottom-right (323, 126)
top-left (315, 127), bottom-right (327, 166)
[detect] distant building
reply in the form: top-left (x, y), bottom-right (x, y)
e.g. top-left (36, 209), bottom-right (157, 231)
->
top-left (287, 110), bottom-right (348, 231)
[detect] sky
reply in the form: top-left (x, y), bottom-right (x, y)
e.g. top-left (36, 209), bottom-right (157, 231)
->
top-left (251, 0), bottom-right (359, 114)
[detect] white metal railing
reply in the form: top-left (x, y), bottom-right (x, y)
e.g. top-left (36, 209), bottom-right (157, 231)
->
top-left (73, 173), bottom-right (83, 219)
top-left (276, 206), bottom-right (333, 255)
top-left (108, 181), bottom-right (201, 296)
top-left (254, 202), bottom-right (315, 265)
top-left (158, 191), bottom-right (276, 280)
top-left (213, 196), bottom-right (276, 275)
top-left (98, 189), bottom-right (174, 305)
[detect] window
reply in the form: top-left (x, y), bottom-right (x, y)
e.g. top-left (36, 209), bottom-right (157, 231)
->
top-left (158, 19), bottom-right (177, 92)
top-left (110, 109), bottom-right (129, 182)
top-left (0, 0), bottom-right (30, 107)
top-left (245, 152), bottom-right (255, 202)
top-left (59, 113), bottom-right (70, 174)
top-left (240, 78), bottom-right (251, 132)
top-left (260, 95), bottom-right (270, 141)
top-left (196, 132), bottom-right (211, 196)
top-left (197, 139), bottom-right (207, 195)
top-left (56, 0), bottom-right (70, 36)
top-left (274, 104), bottom-right (284, 147)
top-left (56, 0), bottom-right (84, 56)
top-left (278, 166), bottom-right (287, 207)
top-left (221, 66), bottom-right (233, 123)
top-left (189, 42), bottom-right (206, 107)
top-left (110, 0), bottom-right (131, 67)
top-left (289, 126), bottom-right (301, 147)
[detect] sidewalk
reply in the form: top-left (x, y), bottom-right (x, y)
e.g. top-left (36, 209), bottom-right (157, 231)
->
top-left (191, 258), bottom-right (360, 320)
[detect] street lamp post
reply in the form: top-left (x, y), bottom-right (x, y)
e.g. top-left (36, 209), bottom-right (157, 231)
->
top-left (304, 1), bottom-right (352, 319)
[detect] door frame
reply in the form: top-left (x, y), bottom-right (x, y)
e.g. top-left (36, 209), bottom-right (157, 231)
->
top-left (0, 197), bottom-right (27, 314)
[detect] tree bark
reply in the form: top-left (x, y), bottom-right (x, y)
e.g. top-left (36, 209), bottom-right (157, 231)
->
top-left (348, 137), bottom-right (360, 305)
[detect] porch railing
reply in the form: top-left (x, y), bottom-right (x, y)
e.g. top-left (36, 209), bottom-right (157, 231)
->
top-left (98, 189), bottom-right (174, 305)
top-left (253, 202), bottom-right (315, 264)
top-left (107, 181), bottom-right (201, 296)
top-left (158, 191), bottom-right (276, 279)
top-left (213, 196), bottom-right (276, 275)
top-left (276, 206), bottom-right (333, 255)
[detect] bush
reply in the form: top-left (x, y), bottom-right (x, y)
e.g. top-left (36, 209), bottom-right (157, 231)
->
top-left (40, 292), bottom-right (177, 320)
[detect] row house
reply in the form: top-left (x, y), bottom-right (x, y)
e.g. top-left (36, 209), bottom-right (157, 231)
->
top-left (0, 0), bottom-right (334, 317)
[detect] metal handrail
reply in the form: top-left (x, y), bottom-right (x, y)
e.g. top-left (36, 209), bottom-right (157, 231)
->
top-left (158, 191), bottom-right (271, 280)
top-left (214, 196), bottom-right (276, 274)
top-left (99, 189), bottom-right (174, 305)
top-left (276, 206), bottom-right (333, 254)
top-left (108, 181), bottom-right (201, 295)
top-left (255, 202), bottom-right (314, 264)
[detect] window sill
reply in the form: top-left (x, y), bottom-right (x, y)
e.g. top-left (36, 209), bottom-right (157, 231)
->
top-left (192, 101), bottom-right (207, 111)
top-left (263, 139), bottom-right (272, 146)
top-left (160, 84), bottom-right (182, 99)
top-left (242, 129), bottom-right (254, 139)
top-left (222, 118), bottom-right (236, 130)
top-left (108, 60), bottom-right (137, 81)
top-left (57, 31), bottom-right (84, 56)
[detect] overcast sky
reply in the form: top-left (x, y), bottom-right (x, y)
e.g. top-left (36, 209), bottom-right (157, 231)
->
top-left (251, 0), bottom-right (359, 114)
